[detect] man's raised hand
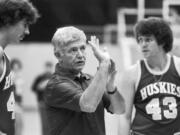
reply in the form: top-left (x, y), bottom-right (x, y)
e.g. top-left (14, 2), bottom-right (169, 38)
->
top-left (88, 36), bottom-right (110, 63)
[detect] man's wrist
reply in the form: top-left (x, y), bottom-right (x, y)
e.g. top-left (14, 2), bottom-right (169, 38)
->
top-left (107, 87), bottom-right (117, 94)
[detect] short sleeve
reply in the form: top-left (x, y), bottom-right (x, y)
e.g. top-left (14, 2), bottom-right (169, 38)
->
top-left (44, 77), bottom-right (83, 112)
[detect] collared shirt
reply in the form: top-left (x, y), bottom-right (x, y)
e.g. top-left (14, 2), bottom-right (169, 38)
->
top-left (44, 63), bottom-right (110, 135)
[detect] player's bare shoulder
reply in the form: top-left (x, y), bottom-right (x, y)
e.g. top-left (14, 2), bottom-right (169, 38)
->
top-left (173, 55), bottom-right (180, 76)
top-left (125, 62), bottom-right (140, 83)
top-left (120, 61), bottom-right (140, 92)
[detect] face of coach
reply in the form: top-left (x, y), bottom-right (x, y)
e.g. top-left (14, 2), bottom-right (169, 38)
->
top-left (52, 26), bottom-right (87, 74)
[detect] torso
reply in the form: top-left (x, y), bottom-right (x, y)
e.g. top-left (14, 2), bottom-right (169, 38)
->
top-left (131, 55), bottom-right (180, 135)
top-left (0, 54), bottom-right (15, 135)
top-left (45, 71), bottom-right (108, 135)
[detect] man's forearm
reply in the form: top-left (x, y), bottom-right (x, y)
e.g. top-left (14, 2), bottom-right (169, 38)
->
top-left (80, 61), bottom-right (109, 112)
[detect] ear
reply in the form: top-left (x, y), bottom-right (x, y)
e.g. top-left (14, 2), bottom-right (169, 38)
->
top-left (55, 52), bottom-right (63, 63)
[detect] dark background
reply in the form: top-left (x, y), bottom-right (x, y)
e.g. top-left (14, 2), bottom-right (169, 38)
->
top-left (25, 0), bottom-right (162, 42)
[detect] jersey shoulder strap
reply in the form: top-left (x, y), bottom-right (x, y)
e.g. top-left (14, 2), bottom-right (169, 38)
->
top-left (0, 54), bottom-right (6, 82)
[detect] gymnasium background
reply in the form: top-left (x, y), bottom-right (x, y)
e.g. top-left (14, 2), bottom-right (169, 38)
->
top-left (5, 0), bottom-right (180, 135)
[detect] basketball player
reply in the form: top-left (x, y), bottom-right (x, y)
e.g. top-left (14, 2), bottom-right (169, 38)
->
top-left (118, 17), bottom-right (180, 135)
top-left (0, 0), bottom-right (39, 135)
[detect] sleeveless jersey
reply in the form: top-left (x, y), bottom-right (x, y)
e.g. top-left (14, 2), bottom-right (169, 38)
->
top-left (0, 54), bottom-right (15, 135)
top-left (131, 56), bottom-right (180, 135)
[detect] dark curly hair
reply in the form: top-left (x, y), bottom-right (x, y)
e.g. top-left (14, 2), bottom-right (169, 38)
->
top-left (134, 17), bottom-right (173, 52)
top-left (0, 0), bottom-right (40, 28)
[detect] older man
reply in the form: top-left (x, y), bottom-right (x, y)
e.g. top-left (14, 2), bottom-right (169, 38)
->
top-left (44, 26), bottom-right (125, 135)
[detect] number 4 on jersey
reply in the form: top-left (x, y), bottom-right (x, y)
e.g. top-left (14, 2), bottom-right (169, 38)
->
top-left (7, 92), bottom-right (15, 119)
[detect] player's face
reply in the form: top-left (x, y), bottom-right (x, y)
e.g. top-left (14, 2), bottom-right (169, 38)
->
top-left (8, 20), bottom-right (30, 44)
top-left (138, 35), bottom-right (162, 59)
top-left (59, 40), bottom-right (86, 73)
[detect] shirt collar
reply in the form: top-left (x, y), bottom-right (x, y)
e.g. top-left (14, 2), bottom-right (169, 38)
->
top-left (55, 63), bottom-right (90, 80)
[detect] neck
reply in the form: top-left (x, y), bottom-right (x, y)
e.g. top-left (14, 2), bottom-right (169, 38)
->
top-left (57, 63), bottom-right (81, 76)
top-left (146, 53), bottom-right (168, 71)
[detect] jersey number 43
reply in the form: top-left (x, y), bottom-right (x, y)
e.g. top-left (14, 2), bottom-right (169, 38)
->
top-left (145, 97), bottom-right (177, 120)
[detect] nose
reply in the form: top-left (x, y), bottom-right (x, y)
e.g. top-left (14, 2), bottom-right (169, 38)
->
top-left (77, 49), bottom-right (84, 58)
top-left (140, 40), bottom-right (147, 48)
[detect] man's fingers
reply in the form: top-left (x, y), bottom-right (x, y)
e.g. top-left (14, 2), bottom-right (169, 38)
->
top-left (88, 36), bottom-right (99, 48)
top-left (95, 37), bottom-right (99, 47)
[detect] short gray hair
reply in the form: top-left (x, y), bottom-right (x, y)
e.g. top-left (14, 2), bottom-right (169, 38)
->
top-left (52, 26), bottom-right (86, 54)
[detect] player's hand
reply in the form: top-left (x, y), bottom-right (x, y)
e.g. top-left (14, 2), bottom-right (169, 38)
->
top-left (88, 36), bottom-right (110, 63)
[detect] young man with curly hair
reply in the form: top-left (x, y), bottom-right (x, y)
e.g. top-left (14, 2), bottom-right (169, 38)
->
top-left (119, 17), bottom-right (180, 135)
top-left (0, 0), bottom-right (39, 135)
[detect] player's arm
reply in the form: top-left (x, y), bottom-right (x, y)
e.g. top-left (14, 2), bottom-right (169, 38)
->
top-left (174, 55), bottom-right (180, 77)
top-left (118, 64), bottom-right (138, 135)
top-left (105, 60), bottom-right (125, 114)
top-left (0, 46), bottom-right (4, 80)
top-left (106, 86), bottom-right (125, 114)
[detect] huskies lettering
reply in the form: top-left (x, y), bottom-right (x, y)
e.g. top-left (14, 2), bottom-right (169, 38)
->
top-left (3, 72), bottom-right (14, 90)
top-left (140, 82), bottom-right (180, 100)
